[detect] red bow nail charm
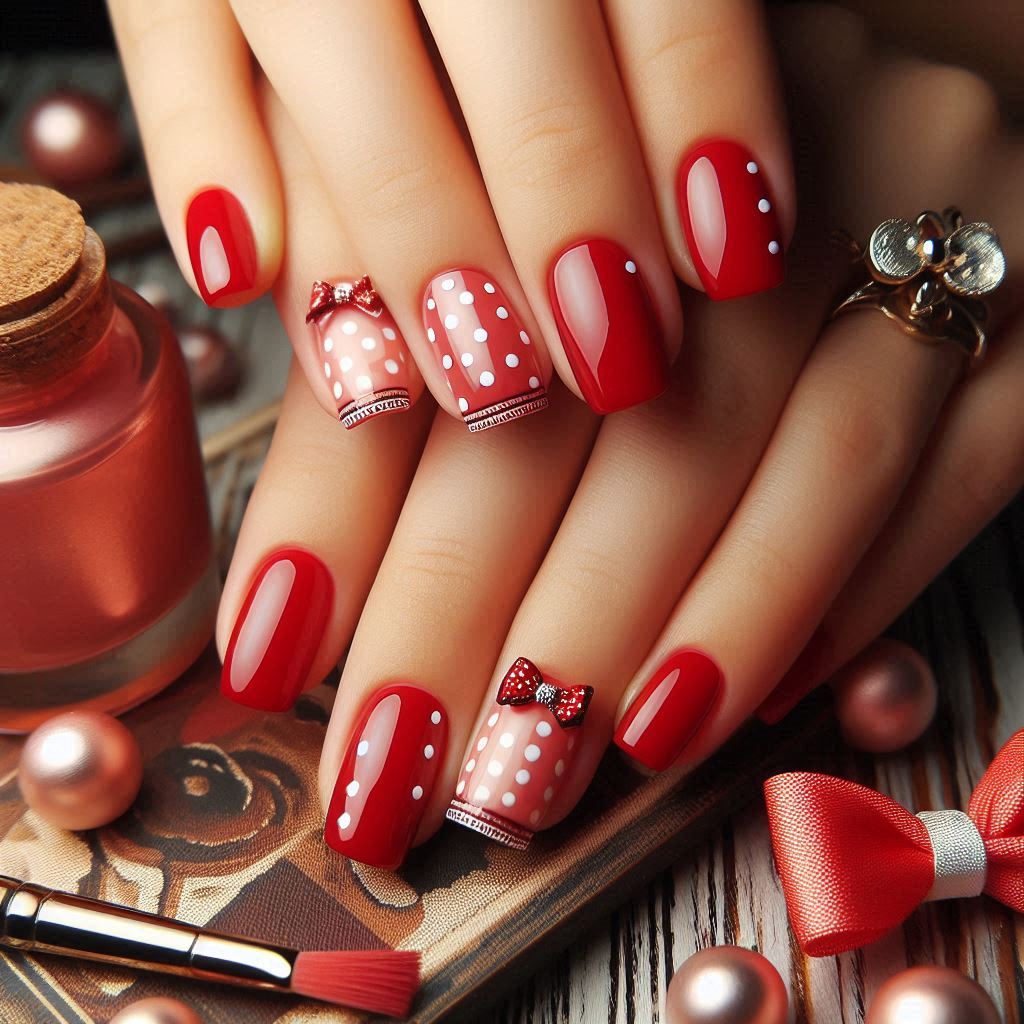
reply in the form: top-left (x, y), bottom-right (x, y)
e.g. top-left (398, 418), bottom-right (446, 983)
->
top-left (306, 275), bottom-right (383, 323)
top-left (497, 658), bottom-right (593, 728)
top-left (764, 728), bottom-right (1024, 957)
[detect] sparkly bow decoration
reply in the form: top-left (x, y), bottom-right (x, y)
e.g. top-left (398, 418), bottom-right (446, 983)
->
top-left (306, 276), bottom-right (383, 323)
top-left (497, 658), bottom-right (593, 728)
top-left (763, 729), bottom-right (1024, 957)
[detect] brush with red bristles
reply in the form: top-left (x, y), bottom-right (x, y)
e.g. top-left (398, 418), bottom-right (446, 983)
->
top-left (0, 875), bottom-right (420, 1018)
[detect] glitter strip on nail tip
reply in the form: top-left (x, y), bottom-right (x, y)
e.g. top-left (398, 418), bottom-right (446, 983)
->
top-left (446, 800), bottom-right (533, 850)
top-left (463, 387), bottom-right (549, 432)
top-left (339, 388), bottom-right (411, 429)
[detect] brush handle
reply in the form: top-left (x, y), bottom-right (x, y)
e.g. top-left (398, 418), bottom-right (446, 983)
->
top-left (0, 876), bottom-right (297, 990)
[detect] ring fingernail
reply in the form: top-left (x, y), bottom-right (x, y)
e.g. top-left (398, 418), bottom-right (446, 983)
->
top-left (307, 276), bottom-right (412, 428)
top-left (423, 269), bottom-right (548, 431)
top-left (613, 649), bottom-right (722, 772)
top-left (221, 548), bottom-right (333, 712)
top-left (550, 239), bottom-right (669, 413)
top-left (185, 188), bottom-right (258, 306)
top-left (446, 658), bottom-right (593, 849)
top-left (325, 685), bottom-right (448, 869)
top-left (677, 140), bottom-right (784, 300)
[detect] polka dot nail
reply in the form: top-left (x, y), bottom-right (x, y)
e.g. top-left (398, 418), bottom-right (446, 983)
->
top-left (423, 270), bottom-right (548, 431)
top-left (677, 139), bottom-right (784, 300)
top-left (325, 685), bottom-right (447, 869)
top-left (446, 660), bottom-right (589, 849)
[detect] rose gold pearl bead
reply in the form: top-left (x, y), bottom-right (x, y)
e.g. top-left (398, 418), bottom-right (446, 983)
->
top-left (867, 966), bottom-right (999, 1024)
top-left (665, 947), bottom-right (788, 1024)
top-left (109, 997), bottom-right (204, 1024)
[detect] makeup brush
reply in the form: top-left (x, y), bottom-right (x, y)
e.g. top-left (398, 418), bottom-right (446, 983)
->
top-left (0, 876), bottom-right (419, 1018)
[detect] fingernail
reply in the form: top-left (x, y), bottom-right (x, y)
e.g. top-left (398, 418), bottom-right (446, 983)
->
top-left (185, 188), bottom-right (258, 306)
top-left (677, 140), bottom-right (784, 301)
top-left (307, 277), bottom-right (412, 428)
top-left (325, 685), bottom-right (447, 869)
top-left (423, 269), bottom-right (548, 431)
top-left (549, 239), bottom-right (669, 413)
top-left (447, 658), bottom-right (593, 849)
top-left (613, 649), bottom-right (722, 771)
top-left (221, 548), bottom-right (333, 712)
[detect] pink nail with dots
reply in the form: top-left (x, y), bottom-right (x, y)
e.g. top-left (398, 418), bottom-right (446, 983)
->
top-left (307, 276), bottom-right (413, 429)
top-left (446, 658), bottom-right (593, 849)
top-left (422, 269), bottom-right (548, 431)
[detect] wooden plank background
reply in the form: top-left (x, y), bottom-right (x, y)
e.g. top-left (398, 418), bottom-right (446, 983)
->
top-left (2, 53), bottom-right (1022, 1024)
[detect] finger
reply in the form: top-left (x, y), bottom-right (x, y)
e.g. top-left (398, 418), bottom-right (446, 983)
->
top-left (318, 388), bottom-right (598, 868)
top-left (419, 0), bottom-right (682, 414)
top-left (108, 0), bottom-right (282, 306)
top-left (603, 0), bottom-right (795, 299)
top-left (229, 0), bottom-right (553, 432)
top-left (259, 80), bottom-right (425, 426)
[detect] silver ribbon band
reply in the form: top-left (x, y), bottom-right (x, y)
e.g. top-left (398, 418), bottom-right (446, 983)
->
top-left (917, 809), bottom-right (987, 902)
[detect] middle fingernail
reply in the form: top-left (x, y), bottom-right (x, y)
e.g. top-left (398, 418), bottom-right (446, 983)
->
top-left (423, 269), bottom-right (548, 431)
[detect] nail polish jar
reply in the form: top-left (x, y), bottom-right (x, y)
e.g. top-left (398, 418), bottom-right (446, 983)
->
top-left (0, 184), bottom-right (217, 732)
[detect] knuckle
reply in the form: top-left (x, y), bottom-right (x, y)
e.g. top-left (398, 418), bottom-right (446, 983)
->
top-left (399, 530), bottom-right (480, 594)
top-left (354, 148), bottom-right (447, 224)
top-left (889, 62), bottom-right (1000, 141)
top-left (542, 542), bottom-right (624, 609)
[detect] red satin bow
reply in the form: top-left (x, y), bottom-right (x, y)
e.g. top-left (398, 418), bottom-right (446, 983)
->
top-left (306, 276), bottom-right (383, 323)
top-left (497, 658), bottom-right (593, 728)
top-left (764, 729), bottom-right (1024, 957)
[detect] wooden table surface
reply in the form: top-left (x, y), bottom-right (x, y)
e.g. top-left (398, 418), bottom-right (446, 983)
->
top-left (2, 53), bottom-right (1022, 1024)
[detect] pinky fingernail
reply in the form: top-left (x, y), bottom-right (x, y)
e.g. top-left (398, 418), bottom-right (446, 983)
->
top-left (185, 188), bottom-right (258, 306)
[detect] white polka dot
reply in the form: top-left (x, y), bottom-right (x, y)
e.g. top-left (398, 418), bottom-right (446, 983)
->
top-left (515, 769), bottom-right (531, 785)
top-left (473, 327), bottom-right (488, 343)
top-left (488, 713), bottom-right (499, 727)
top-left (332, 382), bottom-right (343, 400)
top-left (444, 313), bottom-right (459, 330)
top-left (487, 760), bottom-right (503, 777)
top-left (442, 354), bottom-right (454, 369)
top-left (536, 721), bottom-right (552, 737)
top-left (479, 371), bottom-right (495, 387)
top-left (458, 291), bottom-right (474, 305)
top-left (505, 354), bottom-right (519, 368)
top-left (323, 337), bottom-right (334, 352)
top-left (339, 356), bottom-right (354, 372)
top-left (502, 792), bottom-right (516, 807)
top-left (412, 785), bottom-right (423, 800)
top-left (424, 744), bottom-right (435, 759)
top-left (461, 352), bottom-right (474, 367)
top-left (458, 397), bottom-right (469, 412)
top-left (474, 785), bottom-right (490, 802)
top-left (524, 744), bottom-right (541, 762)
top-left (338, 812), bottom-right (351, 830)
top-left (625, 260), bottom-right (637, 274)
top-left (431, 710), bottom-right (442, 724)
top-left (477, 736), bottom-right (488, 751)
top-left (427, 327), bottom-right (436, 342)
top-left (495, 306), bottom-right (509, 319)
top-left (466, 758), bottom-right (476, 772)
top-left (356, 375), bottom-right (372, 393)
top-left (768, 240), bottom-right (781, 255)
top-left (530, 810), bottom-right (542, 825)
top-left (441, 278), bottom-right (455, 291)
top-left (746, 161), bottom-right (758, 174)
top-left (385, 359), bottom-right (400, 374)
top-left (342, 320), bottom-right (358, 335)
top-left (426, 297), bottom-right (436, 310)
top-left (456, 779), bottom-right (465, 795)
top-left (758, 198), bottom-right (771, 213)
top-left (383, 327), bottom-right (397, 340)
top-left (324, 362), bottom-right (332, 378)
top-left (554, 760), bottom-right (565, 777)
top-left (483, 282), bottom-right (496, 294)
top-left (544, 786), bottom-right (554, 801)
top-left (346, 780), bottom-right (359, 797)
top-left (495, 733), bottom-right (512, 748)
top-left (357, 740), bottom-right (369, 756)
top-left (529, 376), bottom-right (541, 389)
top-left (361, 336), bottom-right (376, 351)
top-left (519, 330), bottom-right (530, 344)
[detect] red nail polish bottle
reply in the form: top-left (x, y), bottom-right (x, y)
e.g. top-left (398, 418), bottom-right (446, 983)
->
top-left (0, 184), bottom-right (216, 732)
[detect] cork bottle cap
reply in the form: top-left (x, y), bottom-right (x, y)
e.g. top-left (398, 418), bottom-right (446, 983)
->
top-left (0, 182), bottom-right (112, 390)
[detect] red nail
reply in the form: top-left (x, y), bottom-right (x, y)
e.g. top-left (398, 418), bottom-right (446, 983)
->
top-left (325, 685), bottom-right (447, 869)
top-left (549, 239), bottom-right (670, 414)
top-left (677, 140), bottom-right (784, 301)
top-left (185, 188), bottom-right (258, 306)
top-left (423, 269), bottom-right (548, 431)
top-left (221, 548), bottom-right (333, 712)
top-left (613, 649), bottom-right (722, 771)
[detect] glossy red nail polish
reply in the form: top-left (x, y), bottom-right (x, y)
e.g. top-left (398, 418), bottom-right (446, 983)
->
top-left (185, 188), bottom-right (258, 306)
top-left (614, 649), bottom-right (722, 771)
top-left (221, 548), bottom-right (332, 712)
top-left (677, 140), bottom-right (784, 301)
top-left (325, 685), bottom-right (447, 869)
top-left (549, 239), bottom-right (670, 414)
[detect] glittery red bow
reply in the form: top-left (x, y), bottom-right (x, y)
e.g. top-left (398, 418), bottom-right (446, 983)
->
top-left (763, 729), bottom-right (1024, 957)
top-left (305, 276), bottom-right (383, 323)
top-left (497, 658), bottom-right (593, 728)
